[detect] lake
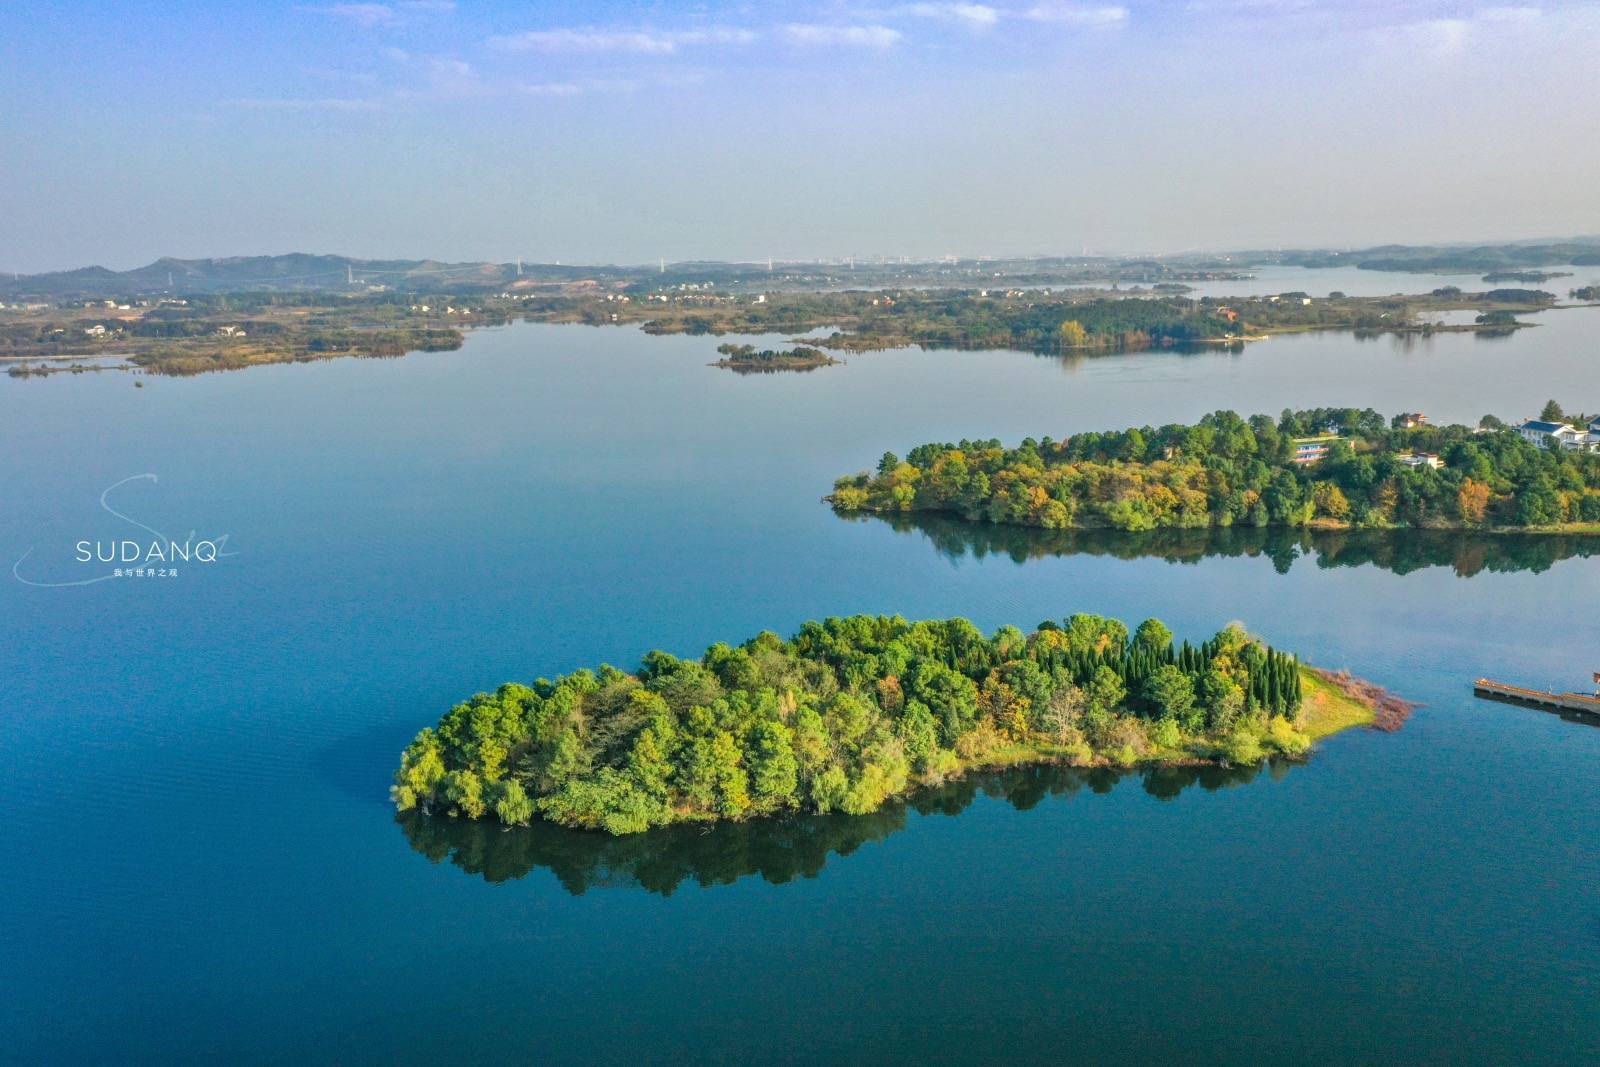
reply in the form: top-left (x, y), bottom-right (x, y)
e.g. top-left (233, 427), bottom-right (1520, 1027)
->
top-left (4, 313), bottom-right (1599, 1063)
top-left (1173, 262), bottom-right (1600, 303)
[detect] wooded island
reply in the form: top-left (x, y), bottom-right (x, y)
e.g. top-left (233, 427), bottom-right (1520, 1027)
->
top-left (392, 613), bottom-right (1384, 834)
top-left (711, 342), bottom-right (838, 371)
top-left (830, 406), bottom-right (1600, 531)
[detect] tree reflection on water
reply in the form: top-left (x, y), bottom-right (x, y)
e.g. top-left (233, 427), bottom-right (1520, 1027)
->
top-left (398, 759), bottom-right (1284, 895)
top-left (848, 513), bottom-right (1600, 577)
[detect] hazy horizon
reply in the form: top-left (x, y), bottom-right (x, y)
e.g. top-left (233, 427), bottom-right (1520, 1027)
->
top-left (13, 231), bottom-right (1600, 279)
top-left (6, 0), bottom-right (1600, 273)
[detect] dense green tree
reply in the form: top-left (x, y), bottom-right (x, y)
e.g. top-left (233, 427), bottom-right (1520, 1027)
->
top-left (906, 660), bottom-right (980, 745)
top-left (1087, 666), bottom-right (1127, 715)
top-left (1199, 670), bottom-right (1246, 733)
top-left (396, 614), bottom-right (1318, 833)
top-left (1143, 665), bottom-right (1199, 731)
top-left (1516, 477), bottom-right (1563, 525)
top-left (897, 700), bottom-right (942, 769)
top-left (746, 720), bottom-right (800, 809)
top-left (1132, 618), bottom-right (1174, 655)
top-left (830, 408), bottom-right (1598, 534)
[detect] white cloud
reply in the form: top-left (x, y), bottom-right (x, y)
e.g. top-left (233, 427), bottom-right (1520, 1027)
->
top-left (1476, 5), bottom-right (1543, 27)
top-left (1392, 5), bottom-right (1545, 59)
top-left (1022, 3), bottom-right (1129, 26)
top-left (226, 69), bottom-right (638, 115)
top-left (783, 23), bottom-right (903, 47)
top-left (897, 3), bottom-right (1001, 27)
top-left (313, 4), bottom-right (399, 28)
top-left (517, 79), bottom-right (638, 97)
top-left (423, 56), bottom-right (477, 94)
top-left (489, 27), bottom-right (758, 54)
top-left (309, 2), bottom-right (452, 28)
top-left (224, 96), bottom-right (384, 111)
top-left (492, 29), bottom-right (673, 53)
top-left (302, 66), bottom-right (381, 84)
top-left (1184, 0), bottom-right (1313, 11)
top-left (1403, 16), bottom-right (1471, 55)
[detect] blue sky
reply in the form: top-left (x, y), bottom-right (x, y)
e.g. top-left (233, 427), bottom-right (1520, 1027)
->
top-left (3, 1), bottom-right (1598, 270)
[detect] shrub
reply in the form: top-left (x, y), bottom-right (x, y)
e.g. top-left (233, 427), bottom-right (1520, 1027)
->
top-left (1220, 730), bottom-right (1265, 767)
top-left (953, 720), bottom-right (1007, 761)
top-left (1149, 716), bottom-right (1183, 750)
top-left (1266, 715), bottom-right (1311, 756)
top-left (494, 780), bottom-right (534, 826)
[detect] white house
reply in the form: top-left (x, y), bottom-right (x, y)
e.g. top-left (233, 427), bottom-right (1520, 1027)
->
top-left (1518, 418), bottom-right (1599, 452)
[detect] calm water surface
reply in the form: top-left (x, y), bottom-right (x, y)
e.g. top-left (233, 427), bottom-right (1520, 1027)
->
top-left (1177, 262), bottom-right (1600, 302)
top-left (3, 316), bottom-right (1599, 1063)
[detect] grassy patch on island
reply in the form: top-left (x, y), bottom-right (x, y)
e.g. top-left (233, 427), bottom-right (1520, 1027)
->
top-left (1299, 668), bottom-right (1378, 740)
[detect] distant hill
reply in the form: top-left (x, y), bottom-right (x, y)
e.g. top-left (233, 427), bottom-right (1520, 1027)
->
top-left (7, 237), bottom-right (1600, 300)
top-left (0, 254), bottom-right (621, 300)
top-left (1275, 237), bottom-right (1600, 274)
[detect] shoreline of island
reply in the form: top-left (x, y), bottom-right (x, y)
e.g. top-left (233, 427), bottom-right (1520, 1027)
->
top-left (836, 502), bottom-right (1600, 538)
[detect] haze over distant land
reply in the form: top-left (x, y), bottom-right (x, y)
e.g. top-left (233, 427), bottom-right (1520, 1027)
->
top-left (5, 239), bottom-right (1599, 301)
top-left (4, 1), bottom-right (1599, 271)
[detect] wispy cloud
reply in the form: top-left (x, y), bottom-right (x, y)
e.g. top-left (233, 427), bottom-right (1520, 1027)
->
top-left (883, 2), bottom-right (1126, 31)
top-left (311, 3), bottom-right (399, 28)
top-left (1184, 0), bottom-right (1314, 11)
top-left (308, 2), bottom-right (453, 29)
top-left (896, 3), bottom-right (1001, 27)
top-left (783, 23), bottom-right (903, 47)
top-left (226, 41), bottom-right (648, 115)
top-left (422, 56), bottom-right (477, 94)
top-left (1403, 16), bottom-right (1472, 55)
top-left (380, 50), bottom-right (637, 100)
top-left (1022, 3), bottom-right (1129, 26)
top-left (302, 66), bottom-right (382, 85)
top-left (224, 75), bottom-right (634, 115)
top-left (518, 78), bottom-right (637, 98)
top-left (488, 6), bottom-right (1131, 59)
top-left (1392, 5), bottom-right (1544, 59)
top-left (224, 96), bottom-right (385, 112)
top-left (489, 27), bottom-right (758, 54)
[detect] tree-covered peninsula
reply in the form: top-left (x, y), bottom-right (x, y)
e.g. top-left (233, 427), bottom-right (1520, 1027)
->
top-left (830, 407), bottom-right (1600, 532)
top-left (393, 613), bottom-right (1381, 834)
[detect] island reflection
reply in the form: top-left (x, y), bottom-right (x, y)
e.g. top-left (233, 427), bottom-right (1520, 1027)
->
top-left (398, 760), bottom-right (1287, 895)
top-left (848, 514), bottom-right (1600, 577)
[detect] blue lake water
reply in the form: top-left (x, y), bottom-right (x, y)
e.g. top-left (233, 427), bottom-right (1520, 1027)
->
top-left (4, 314), bottom-right (1599, 1063)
